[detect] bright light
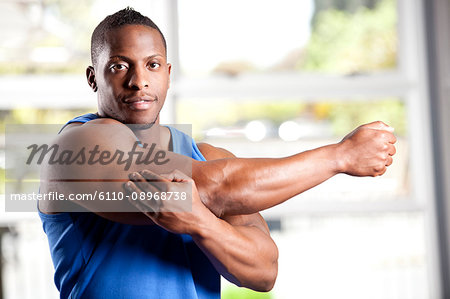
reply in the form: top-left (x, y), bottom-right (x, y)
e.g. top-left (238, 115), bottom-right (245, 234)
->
top-left (178, 0), bottom-right (314, 74)
top-left (206, 127), bottom-right (227, 137)
top-left (278, 121), bottom-right (301, 141)
top-left (245, 120), bottom-right (266, 142)
top-left (30, 47), bottom-right (69, 63)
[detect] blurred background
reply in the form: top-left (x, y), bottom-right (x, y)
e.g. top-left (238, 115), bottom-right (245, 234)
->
top-left (0, 0), bottom-right (449, 298)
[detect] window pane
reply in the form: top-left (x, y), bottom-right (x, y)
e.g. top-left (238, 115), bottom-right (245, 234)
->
top-left (270, 213), bottom-right (430, 299)
top-left (177, 98), bottom-right (406, 140)
top-left (0, 0), bottom-right (96, 74)
top-left (178, 0), bottom-right (398, 77)
top-left (0, 0), bottom-right (162, 75)
top-left (222, 213), bottom-right (429, 299)
top-left (176, 97), bottom-right (409, 201)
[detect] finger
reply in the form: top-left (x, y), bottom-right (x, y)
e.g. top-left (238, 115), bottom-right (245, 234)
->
top-left (123, 181), bottom-right (154, 211)
top-left (130, 172), bottom-right (166, 192)
top-left (124, 181), bottom-right (161, 213)
top-left (377, 167), bottom-right (387, 176)
top-left (127, 174), bottom-right (165, 211)
top-left (387, 143), bottom-right (396, 156)
top-left (386, 155), bottom-right (393, 166)
top-left (123, 181), bottom-right (140, 193)
top-left (378, 131), bottom-right (396, 144)
top-left (386, 132), bottom-right (397, 144)
top-left (129, 171), bottom-right (145, 182)
top-left (140, 169), bottom-right (171, 182)
top-left (129, 172), bottom-right (153, 192)
top-left (158, 169), bottom-right (192, 183)
top-left (139, 170), bottom-right (172, 193)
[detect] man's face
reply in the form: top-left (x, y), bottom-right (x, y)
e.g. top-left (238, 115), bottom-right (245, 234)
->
top-left (88, 24), bottom-right (171, 124)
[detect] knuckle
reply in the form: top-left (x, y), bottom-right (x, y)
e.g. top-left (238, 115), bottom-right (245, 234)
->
top-left (373, 164), bottom-right (385, 173)
top-left (391, 145), bottom-right (397, 155)
top-left (378, 153), bottom-right (387, 160)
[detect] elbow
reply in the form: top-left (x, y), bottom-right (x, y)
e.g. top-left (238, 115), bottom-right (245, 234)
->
top-left (255, 260), bottom-right (278, 292)
top-left (252, 239), bottom-right (279, 292)
top-left (250, 274), bottom-right (277, 292)
top-left (241, 254), bottom-right (278, 292)
top-left (242, 267), bottom-right (277, 292)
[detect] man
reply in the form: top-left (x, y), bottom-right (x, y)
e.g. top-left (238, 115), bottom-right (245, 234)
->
top-left (38, 7), bottom-right (396, 299)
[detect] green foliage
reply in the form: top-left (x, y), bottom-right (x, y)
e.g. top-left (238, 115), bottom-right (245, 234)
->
top-left (222, 287), bottom-right (273, 299)
top-left (317, 99), bottom-right (406, 136)
top-left (300, 0), bottom-right (397, 73)
top-left (0, 108), bottom-right (93, 132)
top-left (178, 0), bottom-right (403, 139)
top-left (0, 0), bottom-right (95, 74)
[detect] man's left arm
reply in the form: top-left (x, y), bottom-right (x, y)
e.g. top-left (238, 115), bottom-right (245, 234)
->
top-left (192, 209), bottom-right (278, 292)
top-left (125, 144), bottom-right (278, 292)
top-left (193, 143), bottom-right (278, 291)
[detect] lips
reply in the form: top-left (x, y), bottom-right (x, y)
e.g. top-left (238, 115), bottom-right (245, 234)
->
top-left (123, 95), bottom-right (156, 110)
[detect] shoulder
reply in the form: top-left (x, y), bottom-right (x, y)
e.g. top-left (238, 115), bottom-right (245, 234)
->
top-left (61, 117), bottom-right (129, 135)
top-left (197, 142), bottom-right (236, 160)
top-left (57, 118), bottom-right (137, 149)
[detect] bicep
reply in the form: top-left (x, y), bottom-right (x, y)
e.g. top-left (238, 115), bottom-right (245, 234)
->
top-left (196, 142), bottom-right (271, 233)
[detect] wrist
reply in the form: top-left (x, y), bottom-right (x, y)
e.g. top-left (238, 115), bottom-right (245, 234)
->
top-left (188, 208), bottom-right (219, 238)
top-left (330, 142), bottom-right (347, 174)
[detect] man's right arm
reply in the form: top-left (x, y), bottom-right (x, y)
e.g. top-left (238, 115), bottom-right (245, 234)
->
top-left (39, 119), bottom-right (396, 222)
top-left (195, 121), bottom-right (396, 216)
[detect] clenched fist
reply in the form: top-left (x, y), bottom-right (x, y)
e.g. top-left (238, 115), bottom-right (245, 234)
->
top-left (336, 121), bottom-right (397, 177)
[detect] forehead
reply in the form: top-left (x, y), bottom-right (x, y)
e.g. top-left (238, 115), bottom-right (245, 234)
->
top-left (103, 24), bottom-right (165, 57)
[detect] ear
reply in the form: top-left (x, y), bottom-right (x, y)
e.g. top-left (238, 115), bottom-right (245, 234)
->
top-left (167, 63), bottom-right (172, 89)
top-left (86, 66), bottom-right (98, 92)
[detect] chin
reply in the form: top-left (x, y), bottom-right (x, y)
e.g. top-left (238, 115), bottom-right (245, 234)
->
top-left (124, 114), bottom-right (159, 126)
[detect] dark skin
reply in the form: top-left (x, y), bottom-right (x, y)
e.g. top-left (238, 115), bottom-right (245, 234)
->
top-left (39, 24), bottom-right (396, 291)
top-left (42, 24), bottom-right (278, 291)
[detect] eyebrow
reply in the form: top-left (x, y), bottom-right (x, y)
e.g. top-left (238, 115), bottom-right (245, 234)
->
top-left (109, 54), bottom-right (164, 61)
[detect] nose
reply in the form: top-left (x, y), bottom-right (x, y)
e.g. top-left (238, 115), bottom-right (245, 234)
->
top-left (127, 66), bottom-right (149, 90)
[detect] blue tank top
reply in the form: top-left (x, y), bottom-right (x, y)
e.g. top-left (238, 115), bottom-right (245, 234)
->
top-left (39, 114), bottom-right (219, 299)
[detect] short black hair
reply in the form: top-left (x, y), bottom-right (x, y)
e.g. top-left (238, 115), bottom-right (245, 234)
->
top-left (90, 7), bottom-right (167, 66)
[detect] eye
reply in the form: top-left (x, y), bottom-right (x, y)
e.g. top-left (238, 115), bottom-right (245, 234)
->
top-left (149, 62), bottom-right (161, 69)
top-left (110, 63), bottom-right (128, 72)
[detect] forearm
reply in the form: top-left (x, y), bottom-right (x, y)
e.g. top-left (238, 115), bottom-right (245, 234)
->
top-left (191, 214), bottom-right (278, 291)
top-left (194, 143), bottom-right (341, 216)
top-left (123, 170), bottom-right (278, 291)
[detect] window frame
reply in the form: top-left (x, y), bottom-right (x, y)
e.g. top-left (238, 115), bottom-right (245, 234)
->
top-left (169, 0), bottom-right (442, 297)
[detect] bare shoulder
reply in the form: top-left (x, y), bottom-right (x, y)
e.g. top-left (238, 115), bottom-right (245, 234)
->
top-left (60, 118), bottom-right (170, 151)
top-left (56, 118), bottom-right (136, 149)
top-left (197, 142), bottom-right (236, 160)
top-left (60, 117), bottom-right (130, 136)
